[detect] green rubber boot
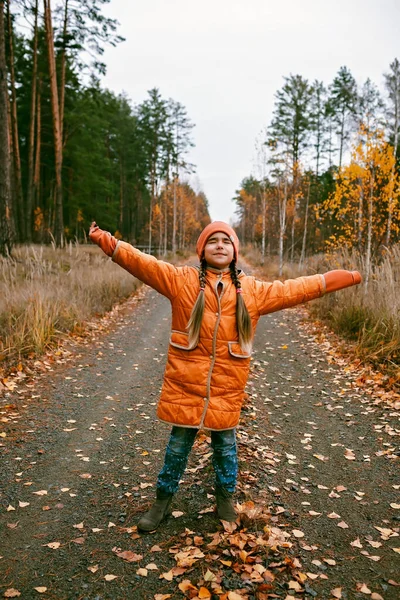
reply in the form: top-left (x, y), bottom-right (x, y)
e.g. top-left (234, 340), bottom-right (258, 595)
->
top-left (216, 487), bottom-right (237, 522)
top-left (137, 492), bottom-right (173, 532)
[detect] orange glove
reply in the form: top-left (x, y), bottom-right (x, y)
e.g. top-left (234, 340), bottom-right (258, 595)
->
top-left (89, 222), bottom-right (117, 257)
top-left (323, 270), bottom-right (362, 293)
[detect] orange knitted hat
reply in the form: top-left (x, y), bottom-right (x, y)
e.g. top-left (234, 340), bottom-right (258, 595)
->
top-left (196, 221), bottom-right (239, 260)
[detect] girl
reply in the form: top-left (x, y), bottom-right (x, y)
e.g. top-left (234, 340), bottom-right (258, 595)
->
top-left (89, 220), bottom-right (361, 531)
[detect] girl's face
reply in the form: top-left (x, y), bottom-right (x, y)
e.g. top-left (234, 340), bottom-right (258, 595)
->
top-left (204, 232), bottom-right (234, 269)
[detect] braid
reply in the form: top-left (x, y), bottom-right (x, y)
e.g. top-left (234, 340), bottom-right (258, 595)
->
top-left (187, 259), bottom-right (207, 348)
top-left (230, 260), bottom-right (253, 355)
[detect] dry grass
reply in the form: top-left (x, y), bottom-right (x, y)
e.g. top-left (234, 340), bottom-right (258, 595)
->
top-left (0, 243), bottom-right (140, 364)
top-left (242, 244), bottom-right (400, 379)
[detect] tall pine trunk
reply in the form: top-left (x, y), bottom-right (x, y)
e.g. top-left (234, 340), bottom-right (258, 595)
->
top-left (59, 0), bottom-right (68, 144)
top-left (0, 0), bottom-right (13, 255)
top-left (44, 0), bottom-right (64, 246)
top-left (34, 81), bottom-right (42, 214)
top-left (6, 0), bottom-right (24, 240)
top-left (26, 0), bottom-right (39, 242)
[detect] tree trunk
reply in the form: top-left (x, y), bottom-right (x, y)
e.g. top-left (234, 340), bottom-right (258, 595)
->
top-left (357, 178), bottom-right (363, 250)
top-left (59, 0), bottom-right (68, 144)
top-left (386, 101), bottom-right (399, 246)
top-left (365, 170), bottom-right (374, 289)
top-left (26, 0), bottom-right (39, 242)
top-left (338, 106), bottom-right (345, 168)
top-left (278, 178), bottom-right (287, 277)
top-left (44, 0), bottom-right (64, 246)
top-left (34, 81), bottom-right (41, 211)
top-left (163, 192), bottom-right (168, 256)
top-left (299, 179), bottom-right (311, 267)
top-left (7, 0), bottom-right (24, 240)
top-left (172, 175), bottom-right (177, 253)
top-left (0, 0), bottom-right (13, 255)
top-left (261, 183), bottom-right (266, 264)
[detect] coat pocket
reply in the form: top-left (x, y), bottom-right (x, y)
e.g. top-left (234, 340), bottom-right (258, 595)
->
top-left (228, 341), bottom-right (252, 359)
top-left (170, 330), bottom-right (197, 350)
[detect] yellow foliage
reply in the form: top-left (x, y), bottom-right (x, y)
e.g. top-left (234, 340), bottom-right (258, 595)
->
top-left (323, 126), bottom-right (400, 251)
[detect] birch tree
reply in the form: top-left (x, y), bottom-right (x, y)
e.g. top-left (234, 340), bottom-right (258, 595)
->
top-left (384, 58), bottom-right (400, 245)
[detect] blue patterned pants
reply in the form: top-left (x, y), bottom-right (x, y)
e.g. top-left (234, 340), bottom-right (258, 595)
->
top-left (157, 426), bottom-right (238, 496)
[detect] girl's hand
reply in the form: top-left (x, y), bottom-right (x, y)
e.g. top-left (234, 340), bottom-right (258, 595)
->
top-left (323, 270), bottom-right (362, 293)
top-left (88, 222), bottom-right (117, 257)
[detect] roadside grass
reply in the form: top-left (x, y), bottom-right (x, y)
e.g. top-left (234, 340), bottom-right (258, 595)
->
top-left (0, 243), bottom-right (140, 365)
top-left (242, 245), bottom-right (400, 383)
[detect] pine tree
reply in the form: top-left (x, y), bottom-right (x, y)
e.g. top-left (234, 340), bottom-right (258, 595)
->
top-left (0, 0), bottom-right (13, 255)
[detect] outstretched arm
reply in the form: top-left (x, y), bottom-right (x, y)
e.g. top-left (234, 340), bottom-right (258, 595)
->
top-left (89, 222), bottom-right (117, 256)
top-left (324, 269), bottom-right (361, 292)
top-left (89, 222), bottom-right (188, 299)
top-left (252, 269), bottom-right (362, 316)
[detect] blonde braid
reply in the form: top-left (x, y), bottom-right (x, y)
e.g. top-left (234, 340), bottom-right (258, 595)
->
top-left (229, 261), bottom-right (253, 355)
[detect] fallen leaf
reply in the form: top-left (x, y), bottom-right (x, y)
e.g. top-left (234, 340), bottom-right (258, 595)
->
top-left (393, 548), bottom-right (400, 554)
top-left (292, 529), bottom-right (305, 538)
top-left (73, 522), bottom-right (84, 529)
top-left (104, 574), bottom-right (118, 581)
top-left (18, 502), bottom-right (30, 508)
top-left (327, 512), bottom-right (341, 519)
top-left (337, 521), bottom-right (349, 529)
top-left (34, 588), bottom-right (47, 594)
top-left (344, 449), bottom-right (356, 460)
top-left (32, 490), bottom-right (47, 496)
top-left (390, 503), bottom-right (400, 509)
top-left (171, 511), bottom-right (184, 518)
top-left (288, 580), bottom-right (303, 591)
top-left (351, 538), bottom-right (363, 548)
top-left (370, 594), bottom-right (384, 600)
top-left (44, 542), bottom-right (61, 549)
top-left (154, 595), bottom-right (171, 600)
top-left (356, 583), bottom-right (372, 594)
top-left (3, 590), bottom-right (21, 598)
top-left (114, 550), bottom-right (143, 562)
top-left (323, 558), bottom-right (336, 566)
top-left (331, 588), bottom-right (342, 599)
top-left (367, 540), bottom-right (382, 548)
top-left (7, 505), bottom-right (16, 512)
top-left (136, 568), bottom-right (148, 577)
top-left (198, 588), bottom-right (211, 599)
top-left (313, 453), bottom-right (329, 462)
top-left (88, 565), bottom-right (99, 573)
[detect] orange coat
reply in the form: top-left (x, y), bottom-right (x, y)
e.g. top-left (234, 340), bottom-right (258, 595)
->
top-left (112, 241), bottom-right (326, 431)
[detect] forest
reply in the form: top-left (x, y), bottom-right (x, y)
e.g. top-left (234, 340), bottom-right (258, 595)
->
top-left (233, 63), bottom-right (400, 276)
top-left (0, 0), bottom-right (211, 256)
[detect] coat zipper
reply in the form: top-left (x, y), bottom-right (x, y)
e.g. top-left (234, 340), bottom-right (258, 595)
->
top-left (199, 273), bottom-right (225, 428)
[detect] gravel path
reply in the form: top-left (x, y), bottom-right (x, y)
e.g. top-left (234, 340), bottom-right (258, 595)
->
top-left (1, 272), bottom-right (399, 600)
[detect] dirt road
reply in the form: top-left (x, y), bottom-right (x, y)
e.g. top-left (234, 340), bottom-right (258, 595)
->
top-left (1, 278), bottom-right (399, 600)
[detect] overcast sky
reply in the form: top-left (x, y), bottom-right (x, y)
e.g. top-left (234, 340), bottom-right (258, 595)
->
top-left (102, 0), bottom-right (399, 223)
